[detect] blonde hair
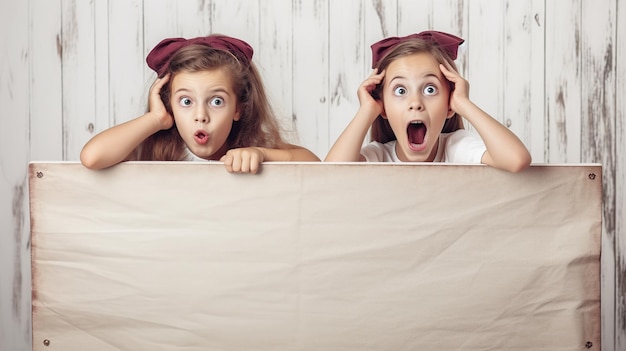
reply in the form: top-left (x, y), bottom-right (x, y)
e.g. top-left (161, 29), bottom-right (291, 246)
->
top-left (137, 44), bottom-right (286, 161)
top-left (370, 39), bottom-right (465, 144)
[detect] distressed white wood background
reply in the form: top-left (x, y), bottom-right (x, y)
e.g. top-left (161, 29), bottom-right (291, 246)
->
top-left (0, 0), bottom-right (623, 350)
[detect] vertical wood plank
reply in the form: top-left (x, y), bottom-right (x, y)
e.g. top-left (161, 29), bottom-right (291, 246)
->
top-left (60, 0), bottom-right (97, 160)
top-left (327, 0), bottom-right (365, 157)
top-left (466, 0), bottom-right (504, 130)
top-left (616, 0), bottom-right (626, 345)
top-left (108, 0), bottom-right (146, 127)
top-left (365, 0), bottom-right (398, 48)
top-left (545, 1), bottom-right (582, 163)
top-left (174, 0), bottom-right (212, 37)
top-left (258, 0), bottom-right (296, 142)
top-left (432, 0), bottom-right (468, 40)
top-left (292, 0), bottom-right (329, 159)
top-left (30, 0), bottom-right (63, 161)
top-left (0, 0), bottom-right (31, 350)
top-left (397, 0), bottom-right (432, 35)
top-left (580, 1), bottom-right (618, 350)
top-left (143, 0), bottom-right (179, 50)
top-left (503, 1), bottom-right (537, 155)
top-left (210, 0), bottom-right (259, 47)
top-left (530, 1), bottom-right (546, 162)
top-left (94, 0), bottom-right (111, 133)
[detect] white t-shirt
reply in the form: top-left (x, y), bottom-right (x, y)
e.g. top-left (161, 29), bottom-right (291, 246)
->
top-left (361, 129), bottom-right (486, 163)
top-left (185, 149), bottom-right (211, 162)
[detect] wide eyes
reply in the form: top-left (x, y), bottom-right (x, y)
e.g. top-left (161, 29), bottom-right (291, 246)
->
top-left (423, 84), bottom-right (438, 96)
top-left (177, 96), bottom-right (225, 107)
top-left (392, 84), bottom-right (438, 97)
top-left (179, 97), bottom-right (192, 106)
top-left (393, 86), bottom-right (407, 96)
top-left (210, 97), bottom-right (224, 107)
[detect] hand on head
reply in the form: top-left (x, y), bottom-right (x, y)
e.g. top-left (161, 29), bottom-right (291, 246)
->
top-left (439, 62), bottom-right (470, 114)
top-left (148, 74), bottom-right (175, 130)
top-left (358, 70), bottom-right (385, 117)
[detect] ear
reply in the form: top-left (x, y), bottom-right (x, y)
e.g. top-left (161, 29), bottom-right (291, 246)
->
top-left (380, 99), bottom-right (387, 119)
top-left (446, 100), bottom-right (456, 119)
top-left (446, 82), bottom-right (456, 119)
top-left (381, 106), bottom-right (388, 119)
top-left (233, 107), bottom-right (241, 122)
top-left (446, 105), bottom-right (455, 119)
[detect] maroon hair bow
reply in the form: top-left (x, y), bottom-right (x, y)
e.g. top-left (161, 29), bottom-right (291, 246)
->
top-left (370, 30), bottom-right (464, 68)
top-left (146, 34), bottom-right (254, 77)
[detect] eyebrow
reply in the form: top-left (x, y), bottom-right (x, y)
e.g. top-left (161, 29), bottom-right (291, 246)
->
top-left (173, 87), bottom-right (232, 96)
top-left (388, 73), bottom-right (441, 85)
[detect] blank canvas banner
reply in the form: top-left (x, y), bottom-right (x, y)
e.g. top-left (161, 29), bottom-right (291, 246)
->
top-left (29, 162), bottom-right (601, 350)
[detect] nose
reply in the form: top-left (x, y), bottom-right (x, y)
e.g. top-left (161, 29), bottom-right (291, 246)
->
top-left (194, 106), bottom-right (209, 123)
top-left (408, 94), bottom-right (424, 111)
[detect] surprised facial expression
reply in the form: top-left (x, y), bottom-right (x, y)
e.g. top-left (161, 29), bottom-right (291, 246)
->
top-left (381, 52), bottom-right (454, 162)
top-left (170, 69), bottom-right (240, 160)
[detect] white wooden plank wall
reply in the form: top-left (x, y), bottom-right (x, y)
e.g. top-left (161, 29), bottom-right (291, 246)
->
top-left (0, 0), bottom-right (623, 350)
top-left (617, 0), bottom-right (626, 348)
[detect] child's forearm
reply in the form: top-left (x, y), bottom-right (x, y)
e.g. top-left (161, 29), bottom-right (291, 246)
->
top-left (80, 114), bottom-right (162, 169)
top-left (324, 108), bottom-right (375, 162)
top-left (458, 100), bottom-right (532, 173)
top-left (258, 145), bottom-right (320, 162)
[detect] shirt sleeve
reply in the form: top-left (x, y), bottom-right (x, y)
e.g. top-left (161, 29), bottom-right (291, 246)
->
top-left (444, 129), bottom-right (487, 163)
top-left (360, 142), bottom-right (386, 162)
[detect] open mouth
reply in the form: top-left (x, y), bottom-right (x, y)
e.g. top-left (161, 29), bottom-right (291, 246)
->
top-left (194, 130), bottom-right (209, 145)
top-left (407, 121), bottom-right (427, 150)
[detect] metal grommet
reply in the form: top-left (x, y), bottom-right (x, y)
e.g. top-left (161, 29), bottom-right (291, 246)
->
top-left (43, 339), bottom-right (50, 346)
top-left (588, 173), bottom-right (596, 180)
top-left (36, 172), bottom-right (44, 179)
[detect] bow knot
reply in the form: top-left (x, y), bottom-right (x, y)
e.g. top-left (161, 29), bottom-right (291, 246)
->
top-left (147, 34), bottom-right (254, 77)
top-left (370, 30), bottom-right (464, 68)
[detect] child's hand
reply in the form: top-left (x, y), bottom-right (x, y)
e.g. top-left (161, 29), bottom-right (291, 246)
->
top-left (439, 63), bottom-right (471, 114)
top-left (357, 70), bottom-right (385, 117)
top-left (220, 147), bottom-right (265, 174)
top-left (148, 75), bottom-right (175, 130)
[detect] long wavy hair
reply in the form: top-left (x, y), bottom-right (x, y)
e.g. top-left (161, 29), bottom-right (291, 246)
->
top-left (136, 45), bottom-right (286, 161)
top-left (369, 39), bottom-right (465, 144)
